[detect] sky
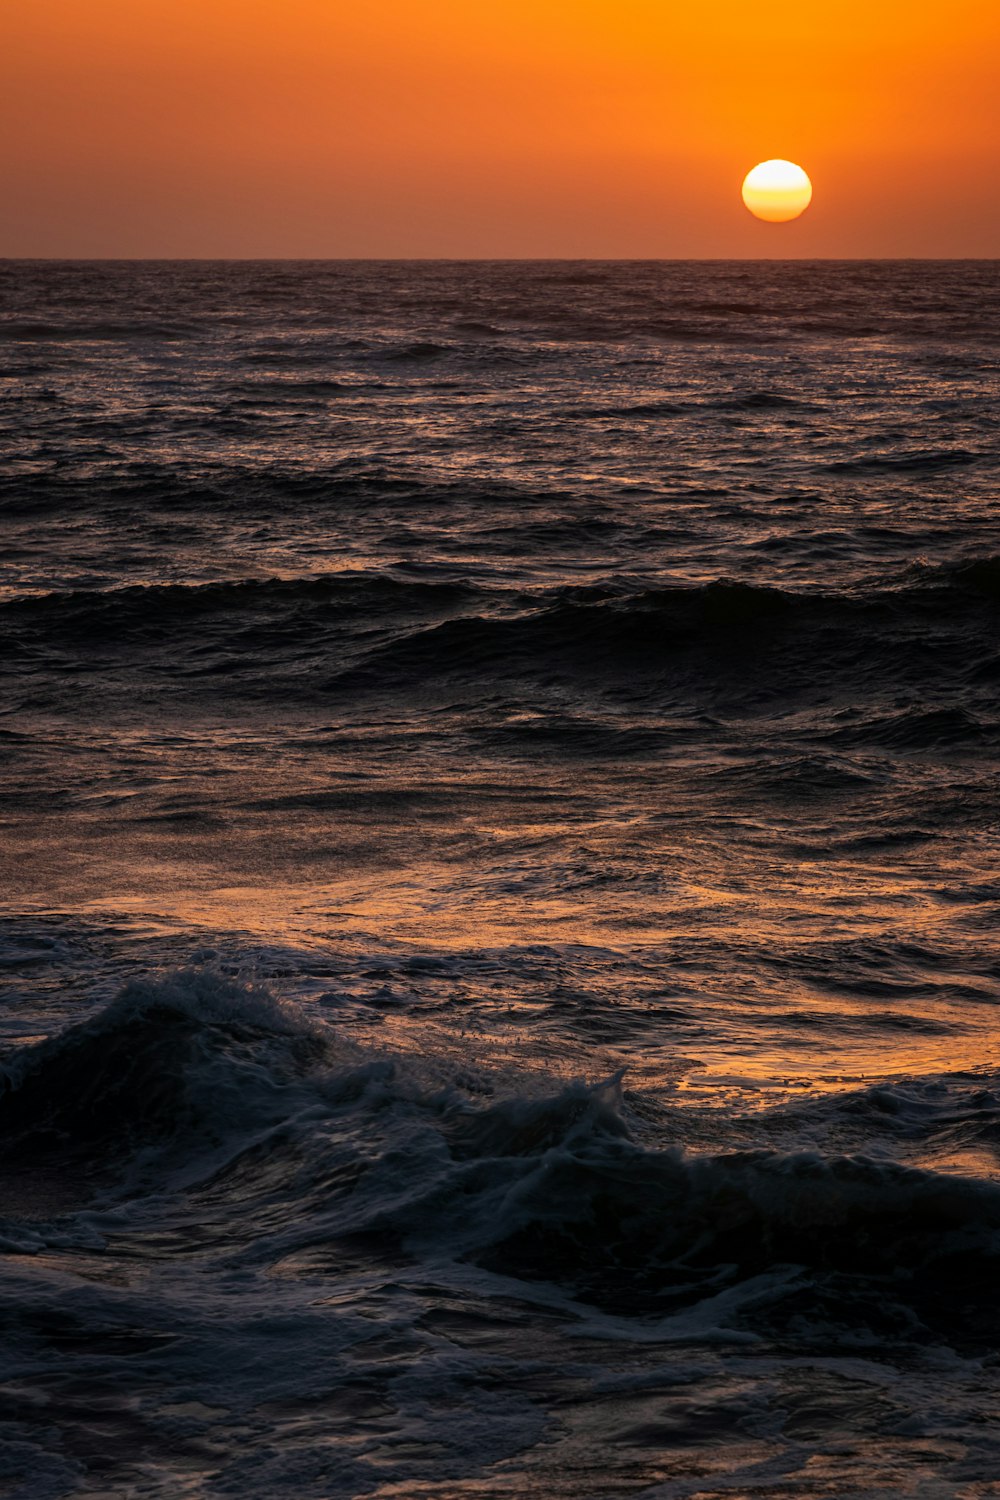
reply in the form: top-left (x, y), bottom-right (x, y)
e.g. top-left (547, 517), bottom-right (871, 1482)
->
top-left (2, 0), bottom-right (998, 258)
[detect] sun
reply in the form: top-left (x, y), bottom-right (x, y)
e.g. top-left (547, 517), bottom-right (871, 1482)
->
top-left (741, 160), bottom-right (813, 223)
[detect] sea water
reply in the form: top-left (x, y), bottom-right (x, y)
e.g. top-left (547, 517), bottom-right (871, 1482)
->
top-left (1, 259), bottom-right (1000, 1496)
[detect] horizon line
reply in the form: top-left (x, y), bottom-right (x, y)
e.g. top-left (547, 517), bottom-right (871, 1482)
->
top-left (2, 255), bottom-right (997, 265)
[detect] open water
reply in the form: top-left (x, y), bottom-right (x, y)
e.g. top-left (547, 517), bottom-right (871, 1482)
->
top-left (1, 259), bottom-right (999, 1497)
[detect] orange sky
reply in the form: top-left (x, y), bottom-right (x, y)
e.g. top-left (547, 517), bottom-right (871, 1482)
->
top-left (3, 0), bottom-right (998, 257)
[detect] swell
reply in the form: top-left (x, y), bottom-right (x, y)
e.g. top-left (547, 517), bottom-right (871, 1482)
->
top-left (337, 564), bottom-right (1000, 694)
top-left (5, 564), bottom-right (1000, 727)
top-left (0, 466), bottom-right (567, 517)
top-left (0, 571), bottom-right (482, 642)
top-left (0, 319), bottom-right (196, 342)
top-left (825, 448), bottom-right (985, 476)
top-left (6, 555), bottom-right (998, 632)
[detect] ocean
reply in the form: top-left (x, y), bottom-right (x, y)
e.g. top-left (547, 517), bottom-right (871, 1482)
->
top-left (1, 258), bottom-right (999, 1497)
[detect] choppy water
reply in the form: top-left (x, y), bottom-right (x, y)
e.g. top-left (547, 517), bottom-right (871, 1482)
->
top-left (2, 259), bottom-right (1000, 1498)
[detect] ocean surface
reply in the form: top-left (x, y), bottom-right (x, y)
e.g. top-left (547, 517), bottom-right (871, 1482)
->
top-left (1, 258), bottom-right (999, 1498)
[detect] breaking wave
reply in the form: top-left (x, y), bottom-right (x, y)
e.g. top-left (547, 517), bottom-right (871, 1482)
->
top-left (5, 972), bottom-right (1000, 1346)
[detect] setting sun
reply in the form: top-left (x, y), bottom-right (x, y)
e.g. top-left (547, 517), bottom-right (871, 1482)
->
top-left (742, 160), bottom-right (813, 223)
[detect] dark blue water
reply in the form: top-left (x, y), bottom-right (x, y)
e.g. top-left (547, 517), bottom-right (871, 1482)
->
top-left (1, 259), bottom-right (1000, 1497)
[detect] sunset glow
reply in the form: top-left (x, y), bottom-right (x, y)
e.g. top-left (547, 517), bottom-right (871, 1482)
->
top-left (2, 0), bottom-right (998, 256)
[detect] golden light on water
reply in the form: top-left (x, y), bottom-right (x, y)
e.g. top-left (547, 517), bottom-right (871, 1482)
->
top-left (742, 159), bottom-right (813, 222)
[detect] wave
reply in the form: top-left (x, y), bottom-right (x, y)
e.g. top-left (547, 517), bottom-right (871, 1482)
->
top-left (714, 389), bottom-right (819, 411)
top-left (0, 464), bottom-right (565, 517)
top-left (336, 565), bottom-right (1000, 691)
top-left (5, 564), bottom-right (1000, 726)
top-left (7, 974), bottom-right (1000, 1342)
top-left (827, 704), bottom-right (991, 750)
top-left (825, 448), bottom-right (984, 475)
top-left (558, 387), bottom-right (819, 421)
top-left (0, 571), bottom-right (480, 643)
top-left (382, 341), bottom-right (449, 361)
top-left (463, 1084), bottom-right (1000, 1268)
top-left (924, 553), bottom-right (1000, 599)
top-left (228, 377), bottom-right (348, 399)
top-left (754, 1073), bottom-right (1000, 1151)
top-left (706, 753), bottom-right (881, 800)
top-left (564, 399), bottom-right (687, 419)
top-left (450, 319), bottom-right (504, 336)
top-left (620, 318), bottom-right (783, 345)
top-left (0, 319), bottom-right (195, 342)
top-left (0, 970), bottom-right (321, 1160)
top-left (238, 347), bottom-right (365, 368)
